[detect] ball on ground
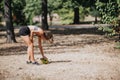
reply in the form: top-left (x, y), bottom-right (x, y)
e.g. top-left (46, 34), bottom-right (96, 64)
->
top-left (40, 58), bottom-right (49, 64)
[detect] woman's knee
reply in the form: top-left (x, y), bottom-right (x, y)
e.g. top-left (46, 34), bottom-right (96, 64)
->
top-left (28, 43), bottom-right (33, 47)
top-left (27, 43), bottom-right (34, 52)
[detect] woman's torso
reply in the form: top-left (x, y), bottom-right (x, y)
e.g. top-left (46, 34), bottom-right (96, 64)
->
top-left (28, 25), bottom-right (44, 36)
top-left (28, 25), bottom-right (41, 31)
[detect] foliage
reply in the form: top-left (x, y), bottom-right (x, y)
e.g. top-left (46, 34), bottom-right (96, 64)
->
top-left (96, 0), bottom-right (120, 36)
top-left (98, 19), bottom-right (120, 37)
top-left (48, 0), bottom-right (63, 12)
top-left (0, 0), bottom-right (4, 22)
top-left (79, 7), bottom-right (90, 21)
top-left (0, 0), bottom-right (102, 25)
top-left (12, 0), bottom-right (26, 25)
top-left (58, 8), bottom-right (74, 24)
top-left (0, 0), bottom-right (26, 25)
top-left (89, 7), bottom-right (100, 18)
top-left (56, 0), bottom-right (90, 24)
top-left (47, 0), bottom-right (63, 25)
top-left (0, 0), bottom-right (4, 13)
top-left (53, 0), bottom-right (80, 24)
top-left (80, 0), bottom-right (96, 8)
top-left (96, 0), bottom-right (119, 24)
top-left (117, 0), bottom-right (120, 6)
top-left (23, 0), bottom-right (41, 25)
top-left (96, 0), bottom-right (120, 49)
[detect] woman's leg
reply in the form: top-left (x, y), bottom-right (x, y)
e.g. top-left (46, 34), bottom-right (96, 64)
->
top-left (21, 36), bottom-right (35, 62)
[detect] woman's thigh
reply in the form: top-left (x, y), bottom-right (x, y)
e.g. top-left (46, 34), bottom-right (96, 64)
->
top-left (21, 36), bottom-right (32, 46)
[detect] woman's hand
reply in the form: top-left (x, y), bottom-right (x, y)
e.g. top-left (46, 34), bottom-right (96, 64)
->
top-left (43, 56), bottom-right (48, 60)
top-left (49, 38), bottom-right (54, 44)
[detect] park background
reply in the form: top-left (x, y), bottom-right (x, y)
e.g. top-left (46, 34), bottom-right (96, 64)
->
top-left (0, 0), bottom-right (120, 80)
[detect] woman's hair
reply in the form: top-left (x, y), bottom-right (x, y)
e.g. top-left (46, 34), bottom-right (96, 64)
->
top-left (43, 31), bottom-right (53, 40)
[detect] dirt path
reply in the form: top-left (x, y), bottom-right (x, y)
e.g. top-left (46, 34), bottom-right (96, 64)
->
top-left (0, 25), bottom-right (120, 80)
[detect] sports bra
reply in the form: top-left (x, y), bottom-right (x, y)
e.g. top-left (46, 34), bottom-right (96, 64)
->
top-left (28, 25), bottom-right (40, 31)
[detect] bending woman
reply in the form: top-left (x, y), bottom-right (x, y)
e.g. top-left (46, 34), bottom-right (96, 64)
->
top-left (19, 25), bottom-right (53, 65)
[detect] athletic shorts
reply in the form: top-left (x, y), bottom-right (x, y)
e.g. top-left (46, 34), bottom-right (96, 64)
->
top-left (19, 27), bottom-right (30, 36)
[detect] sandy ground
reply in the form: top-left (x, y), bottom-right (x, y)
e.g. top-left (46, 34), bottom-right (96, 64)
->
top-left (0, 25), bottom-right (120, 80)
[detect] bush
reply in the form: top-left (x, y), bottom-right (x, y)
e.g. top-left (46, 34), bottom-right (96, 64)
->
top-left (96, 0), bottom-right (120, 48)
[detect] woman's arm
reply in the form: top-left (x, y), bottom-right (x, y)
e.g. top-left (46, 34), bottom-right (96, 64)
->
top-left (38, 37), bottom-right (47, 58)
top-left (30, 30), bottom-right (34, 42)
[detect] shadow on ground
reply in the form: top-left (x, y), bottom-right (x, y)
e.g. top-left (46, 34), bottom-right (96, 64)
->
top-left (0, 45), bottom-right (27, 56)
top-left (50, 27), bottom-right (105, 35)
top-left (49, 60), bottom-right (71, 64)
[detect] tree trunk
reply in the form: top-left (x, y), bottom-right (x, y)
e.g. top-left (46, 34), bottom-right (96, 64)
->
top-left (41, 0), bottom-right (49, 30)
top-left (73, 7), bottom-right (80, 24)
top-left (49, 12), bottom-right (53, 26)
top-left (95, 16), bottom-right (98, 24)
top-left (4, 0), bottom-right (17, 43)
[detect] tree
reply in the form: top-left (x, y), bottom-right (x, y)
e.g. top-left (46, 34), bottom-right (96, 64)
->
top-left (0, 0), bottom-right (4, 22)
top-left (72, 0), bottom-right (80, 24)
top-left (56, 0), bottom-right (78, 24)
top-left (63, 0), bottom-right (80, 24)
top-left (73, 7), bottom-right (79, 24)
top-left (21, 0), bottom-right (49, 29)
top-left (48, 0), bottom-right (63, 25)
top-left (4, 0), bottom-right (17, 43)
top-left (41, 0), bottom-right (48, 30)
top-left (54, 0), bottom-right (94, 24)
top-left (96, 0), bottom-right (120, 39)
top-left (0, 0), bottom-right (4, 14)
top-left (96, 0), bottom-right (119, 24)
top-left (12, 0), bottom-right (26, 25)
top-left (90, 7), bottom-right (100, 24)
top-left (23, 0), bottom-right (41, 25)
top-left (72, 0), bottom-right (96, 24)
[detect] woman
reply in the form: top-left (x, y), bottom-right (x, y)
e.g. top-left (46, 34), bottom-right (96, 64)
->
top-left (19, 25), bottom-right (53, 65)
